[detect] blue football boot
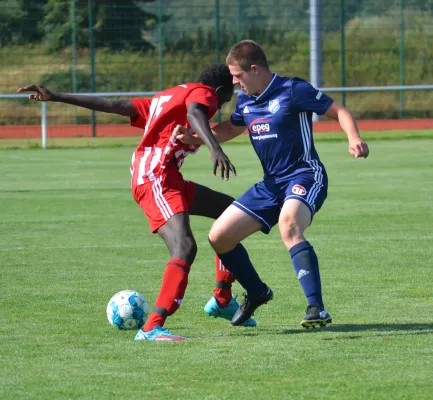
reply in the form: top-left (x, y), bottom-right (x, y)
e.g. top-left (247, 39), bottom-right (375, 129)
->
top-left (204, 296), bottom-right (257, 327)
top-left (135, 326), bottom-right (189, 341)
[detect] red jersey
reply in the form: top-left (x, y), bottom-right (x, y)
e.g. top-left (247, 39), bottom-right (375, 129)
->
top-left (130, 83), bottom-right (218, 185)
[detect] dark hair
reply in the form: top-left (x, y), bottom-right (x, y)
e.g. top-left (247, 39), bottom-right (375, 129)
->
top-left (198, 63), bottom-right (233, 91)
top-left (226, 40), bottom-right (269, 71)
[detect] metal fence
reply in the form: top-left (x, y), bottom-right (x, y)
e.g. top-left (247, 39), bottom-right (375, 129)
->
top-left (1, 0), bottom-right (433, 128)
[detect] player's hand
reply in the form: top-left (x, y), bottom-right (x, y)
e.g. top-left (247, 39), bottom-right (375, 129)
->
top-left (171, 124), bottom-right (202, 145)
top-left (349, 138), bottom-right (369, 158)
top-left (171, 124), bottom-right (191, 143)
top-left (211, 147), bottom-right (237, 180)
top-left (17, 84), bottom-right (56, 102)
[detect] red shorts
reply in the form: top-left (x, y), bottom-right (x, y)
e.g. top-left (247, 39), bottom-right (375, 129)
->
top-left (132, 163), bottom-right (197, 233)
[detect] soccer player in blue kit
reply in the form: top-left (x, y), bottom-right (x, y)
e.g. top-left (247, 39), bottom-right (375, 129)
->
top-left (174, 40), bottom-right (369, 328)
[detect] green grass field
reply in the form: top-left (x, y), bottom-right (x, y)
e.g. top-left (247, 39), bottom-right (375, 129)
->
top-left (1, 135), bottom-right (433, 399)
top-left (1, 129), bottom-right (433, 150)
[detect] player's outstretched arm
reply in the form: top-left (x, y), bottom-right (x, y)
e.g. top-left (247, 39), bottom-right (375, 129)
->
top-left (324, 102), bottom-right (369, 158)
top-left (211, 120), bottom-right (245, 143)
top-left (172, 120), bottom-right (244, 145)
top-left (17, 84), bottom-right (138, 117)
top-left (187, 103), bottom-right (236, 180)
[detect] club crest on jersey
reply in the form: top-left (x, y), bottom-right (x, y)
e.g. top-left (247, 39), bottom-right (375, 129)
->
top-left (292, 184), bottom-right (307, 195)
top-left (268, 99), bottom-right (280, 114)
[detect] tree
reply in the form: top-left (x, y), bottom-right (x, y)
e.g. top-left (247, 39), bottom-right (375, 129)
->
top-left (0, 0), bottom-right (45, 45)
top-left (42, 0), bottom-right (160, 51)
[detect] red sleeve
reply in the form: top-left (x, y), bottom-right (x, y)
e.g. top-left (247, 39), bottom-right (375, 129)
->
top-left (185, 87), bottom-right (218, 119)
top-left (130, 98), bottom-right (151, 129)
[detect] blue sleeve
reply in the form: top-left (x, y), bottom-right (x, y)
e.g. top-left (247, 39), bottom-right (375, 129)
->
top-left (291, 79), bottom-right (333, 115)
top-left (230, 98), bottom-right (246, 126)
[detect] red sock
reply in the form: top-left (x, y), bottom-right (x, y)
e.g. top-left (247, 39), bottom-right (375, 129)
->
top-left (143, 258), bottom-right (190, 332)
top-left (214, 254), bottom-right (236, 307)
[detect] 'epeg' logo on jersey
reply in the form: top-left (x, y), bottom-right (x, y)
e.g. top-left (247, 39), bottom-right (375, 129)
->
top-left (292, 184), bottom-right (307, 195)
top-left (249, 118), bottom-right (271, 134)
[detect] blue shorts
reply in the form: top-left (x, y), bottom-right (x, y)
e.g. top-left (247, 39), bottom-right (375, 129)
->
top-left (233, 174), bottom-right (328, 234)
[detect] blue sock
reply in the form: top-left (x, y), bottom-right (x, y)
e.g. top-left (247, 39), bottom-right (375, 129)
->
top-left (217, 243), bottom-right (265, 298)
top-left (289, 241), bottom-right (323, 307)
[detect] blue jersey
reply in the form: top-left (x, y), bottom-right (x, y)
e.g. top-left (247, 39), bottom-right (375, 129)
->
top-left (230, 74), bottom-right (333, 182)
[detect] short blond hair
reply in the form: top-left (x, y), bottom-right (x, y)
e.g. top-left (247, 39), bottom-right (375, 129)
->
top-left (226, 40), bottom-right (269, 71)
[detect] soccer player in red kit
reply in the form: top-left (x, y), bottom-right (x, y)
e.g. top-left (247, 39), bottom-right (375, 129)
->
top-left (18, 64), bottom-right (254, 341)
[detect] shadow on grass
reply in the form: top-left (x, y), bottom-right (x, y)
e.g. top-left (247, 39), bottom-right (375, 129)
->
top-left (223, 324), bottom-right (433, 339)
top-left (194, 324), bottom-right (433, 340)
top-left (278, 323), bottom-right (433, 339)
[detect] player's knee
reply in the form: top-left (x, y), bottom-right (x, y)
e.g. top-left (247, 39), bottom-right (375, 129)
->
top-left (208, 230), bottom-right (233, 254)
top-left (279, 220), bottom-right (304, 245)
top-left (173, 235), bottom-right (197, 264)
top-left (208, 228), bottom-right (224, 251)
top-left (184, 236), bottom-right (198, 259)
top-left (208, 229), bottom-right (219, 249)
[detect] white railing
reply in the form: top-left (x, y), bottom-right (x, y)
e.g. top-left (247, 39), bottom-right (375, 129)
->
top-left (1, 85), bottom-right (433, 149)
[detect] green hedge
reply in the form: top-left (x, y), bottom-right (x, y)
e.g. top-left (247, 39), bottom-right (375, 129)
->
top-left (1, 12), bottom-right (432, 125)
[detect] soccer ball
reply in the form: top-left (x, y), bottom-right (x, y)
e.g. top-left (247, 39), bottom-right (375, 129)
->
top-left (106, 290), bottom-right (149, 330)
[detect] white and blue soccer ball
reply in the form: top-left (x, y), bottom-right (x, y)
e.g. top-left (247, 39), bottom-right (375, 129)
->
top-left (106, 290), bottom-right (149, 330)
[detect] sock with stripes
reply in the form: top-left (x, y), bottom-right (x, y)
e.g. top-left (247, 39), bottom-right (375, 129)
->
top-left (143, 258), bottom-right (190, 332)
top-left (289, 241), bottom-right (323, 307)
top-left (213, 254), bottom-right (236, 307)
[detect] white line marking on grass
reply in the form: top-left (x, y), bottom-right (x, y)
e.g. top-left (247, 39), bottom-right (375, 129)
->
top-left (0, 243), bottom-right (167, 252)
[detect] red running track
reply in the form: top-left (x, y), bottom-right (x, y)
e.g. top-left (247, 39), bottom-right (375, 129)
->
top-left (1, 119), bottom-right (433, 139)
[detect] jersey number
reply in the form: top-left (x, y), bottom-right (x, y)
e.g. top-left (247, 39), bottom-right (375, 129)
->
top-left (144, 95), bottom-right (173, 135)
